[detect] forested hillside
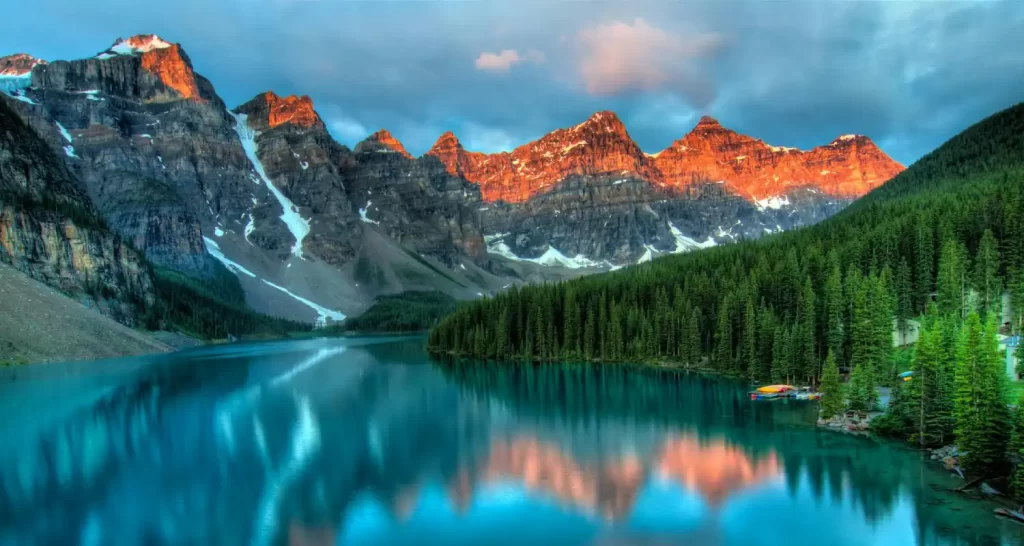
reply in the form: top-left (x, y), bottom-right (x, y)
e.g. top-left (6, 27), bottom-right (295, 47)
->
top-left (428, 103), bottom-right (1024, 393)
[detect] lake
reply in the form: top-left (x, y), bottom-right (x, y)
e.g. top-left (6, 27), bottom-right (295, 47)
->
top-left (0, 336), bottom-right (1020, 545)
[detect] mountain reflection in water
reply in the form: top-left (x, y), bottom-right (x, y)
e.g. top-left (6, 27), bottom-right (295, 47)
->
top-left (0, 336), bottom-right (1019, 546)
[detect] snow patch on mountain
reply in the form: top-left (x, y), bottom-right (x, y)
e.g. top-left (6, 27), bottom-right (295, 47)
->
top-left (0, 74), bottom-right (34, 103)
top-left (230, 111), bottom-right (311, 259)
top-left (754, 195), bottom-right (791, 211)
top-left (54, 122), bottom-right (78, 158)
top-left (359, 201), bottom-right (380, 225)
top-left (204, 237), bottom-right (256, 278)
top-left (668, 221), bottom-right (717, 253)
top-left (260, 280), bottom-right (345, 327)
top-left (488, 241), bottom-right (603, 270)
top-left (106, 35), bottom-right (173, 56)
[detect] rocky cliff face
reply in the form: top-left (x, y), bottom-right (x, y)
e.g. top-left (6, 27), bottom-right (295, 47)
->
top-left (1, 37), bottom-right (283, 278)
top-left (651, 116), bottom-right (904, 199)
top-left (232, 91), bottom-right (361, 264)
top-left (426, 112), bottom-right (904, 265)
top-left (0, 97), bottom-right (154, 325)
top-left (429, 112), bottom-right (903, 204)
top-left (345, 129), bottom-right (487, 265)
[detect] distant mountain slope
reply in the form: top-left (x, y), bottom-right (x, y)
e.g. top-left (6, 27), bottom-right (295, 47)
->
top-left (428, 102), bottom-right (1024, 384)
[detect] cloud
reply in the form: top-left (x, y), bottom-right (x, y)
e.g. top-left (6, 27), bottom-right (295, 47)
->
top-left (474, 48), bottom-right (545, 73)
top-left (576, 18), bottom-right (725, 105)
top-left (3, 0), bottom-right (1022, 163)
top-left (326, 114), bottom-right (369, 144)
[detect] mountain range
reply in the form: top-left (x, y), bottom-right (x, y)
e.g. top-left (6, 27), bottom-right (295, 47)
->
top-left (0, 34), bottom-right (904, 327)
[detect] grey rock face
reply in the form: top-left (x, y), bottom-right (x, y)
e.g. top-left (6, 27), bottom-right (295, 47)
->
top-left (342, 140), bottom-right (488, 268)
top-left (0, 96), bottom-right (154, 325)
top-left (10, 41), bottom-right (278, 278)
top-left (477, 175), bottom-right (848, 265)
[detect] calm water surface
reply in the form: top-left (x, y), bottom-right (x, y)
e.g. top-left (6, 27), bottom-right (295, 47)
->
top-left (0, 336), bottom-right (1020, 545)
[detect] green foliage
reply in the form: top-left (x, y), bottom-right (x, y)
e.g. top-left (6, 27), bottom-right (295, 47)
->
top-left (1009, 403), bottom-right (1024, 502)
top-left (906, 313), bottom-right (955, 446)
top-left (954, 313), bottom-right (1011, 475)
top-left (819, 350), bottom-right (844, 419)
top-left (339, 291), bottom-right (457, 333)
top-left (847, 362), bottom-right (877, 412)
top-left (147, 265), bottom-right (308, 340)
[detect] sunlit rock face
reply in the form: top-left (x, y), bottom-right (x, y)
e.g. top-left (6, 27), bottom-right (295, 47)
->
top-left (427, 111), bottom-right (661, 204)
top-left (427, 113), bottom-right (903, 204)
top-left (652, 116), bottom-right (904, 199)
top-left (426, 112), bottom-right (903, 266)
top-left (0, 53), bottom-right (46, 76)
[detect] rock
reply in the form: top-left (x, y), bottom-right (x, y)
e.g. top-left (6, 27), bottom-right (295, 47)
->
top-left (0, 97), bottom-right (155, 326)
top-left (942, 456), bottom-right (958, 471)
top-left (426, 112), bottom-right (905, 265)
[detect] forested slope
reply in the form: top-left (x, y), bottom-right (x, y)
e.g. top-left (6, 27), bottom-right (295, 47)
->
top-left (428, 103), bottom-right (1024, 390)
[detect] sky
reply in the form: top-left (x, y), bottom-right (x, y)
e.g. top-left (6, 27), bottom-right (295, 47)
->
top-left (3, 0), bottom-right (1023, 165)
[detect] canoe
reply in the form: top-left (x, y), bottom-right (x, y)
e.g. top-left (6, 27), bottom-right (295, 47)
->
top-left (756, 384), bottom-right (794, 394)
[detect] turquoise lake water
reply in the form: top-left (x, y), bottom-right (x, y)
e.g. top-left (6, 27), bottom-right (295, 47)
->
top-left (0, 336), bottom-right (1020, 545)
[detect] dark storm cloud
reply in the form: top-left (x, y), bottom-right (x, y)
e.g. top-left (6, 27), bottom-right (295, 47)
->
top-left (2, 0), bottom-right (1022, 163)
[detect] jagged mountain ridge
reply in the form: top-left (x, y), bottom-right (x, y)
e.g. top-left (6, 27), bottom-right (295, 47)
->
top-left (417, 111), bottom-right (903, 267)
top-left (424, 111), bottom-right (903, 204)
top-left (0, 34), bottom-right (905, 324)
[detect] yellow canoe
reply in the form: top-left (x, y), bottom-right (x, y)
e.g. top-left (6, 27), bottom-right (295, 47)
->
top-left (756, 384), bottom-right (794, 394)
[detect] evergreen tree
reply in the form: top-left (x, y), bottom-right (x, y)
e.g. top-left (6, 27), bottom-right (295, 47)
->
top-left (870, 270), bottom-right (896, 382)
top-left (496, 310), bottom-right (509, 358)
top-left (847, 361), bottom-right (877, 412)
top-left (937, 238), bottom-right (967, 320)
top-left (1009, 402), bottom-right (1024, 502)
top-left (915, 220), bottom-right (934, 314)
top-left (973, 229), bottom-right (1001, 317)
top-left (907, 317), bottom-right (954, 446)
top-left (686, 308), bottom-right (701, 367)
top-left (895, 258), bottom-right (914, 345)
top-left (819, 350), bottom-right (844, 419)
top-left (798, 277), bottom-right (818, 383)
top-left (825, 263), bottom-right (845, 366)
top-left (954, 313), bottom-right (1011, 474)
top-left (564, 290), bottom-right (581, 358)
top-left (771, 325), bottom-right (792, 383)
top-left (743, 297), bottom-right (758, 381)
top-left (714, 293), bottom-right (733, 371)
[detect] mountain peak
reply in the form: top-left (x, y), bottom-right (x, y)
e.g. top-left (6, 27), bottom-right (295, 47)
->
top-left (0, 53), bottom-right (46, 76)
top-left (362, 129), bottom-right (413, 158)
top-left (569, 110), bottom-right (627, 136)
top-left (99, 35), bottom-right (175, 58)
top-left (830, 134), bottom-right (867, 145)
top-left (429, 131), bottom-right (462, 153)
top-left (262, 92), bottom-right (319, 129)
top-left (695, 115), bottom-right (723, 129)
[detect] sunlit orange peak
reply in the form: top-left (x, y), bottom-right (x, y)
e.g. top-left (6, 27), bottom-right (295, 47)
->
top-left (366, 129), bottom-right (413, 158)
top-left (261, 92), bottom-right (320, 128)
